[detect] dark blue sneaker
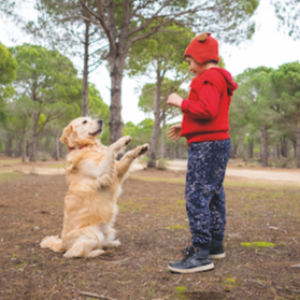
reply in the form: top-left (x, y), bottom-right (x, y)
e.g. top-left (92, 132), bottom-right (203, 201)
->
top-left (210, 240), bottom-right (225, 259)
top-left (168, 246), bottom-right (214, 274)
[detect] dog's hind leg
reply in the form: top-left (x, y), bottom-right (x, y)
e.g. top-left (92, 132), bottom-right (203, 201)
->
top-left (40, 235), bottom-right (63, 252)
top-left (116, 143), bottom-right (149, 182)
top-left (87, 249), bottom-right (105, 258)
top-left (106, 240), bottom-right (121, 248)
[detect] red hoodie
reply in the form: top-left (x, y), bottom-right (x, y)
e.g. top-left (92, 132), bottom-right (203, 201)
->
top-left (180, 67), bottom-right (238, 145)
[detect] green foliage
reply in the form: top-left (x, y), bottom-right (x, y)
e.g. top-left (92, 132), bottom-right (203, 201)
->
top-left (0, 42), bottom-right (17, 119)
top-left (138, 78), bottom-right (187, 117)
top-left (11, 43), bottom-right (82, 125)
top-left (272, 0), bottom-right (300, 40)
top-left (124, 119), bottom-right (154, 146)
top-left (0, 42), bottom-right (17, 84)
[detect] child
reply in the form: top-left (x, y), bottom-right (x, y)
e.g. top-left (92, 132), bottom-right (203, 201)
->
top-left (166, 33), bottom-right (238, 274)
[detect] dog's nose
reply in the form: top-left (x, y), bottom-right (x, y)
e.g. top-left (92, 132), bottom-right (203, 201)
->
top-left (97, 119), bottom-right (103, 125)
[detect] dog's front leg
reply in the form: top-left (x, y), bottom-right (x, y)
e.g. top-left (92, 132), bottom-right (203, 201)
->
top-left (116, 143), bottom-right (149, 182)
top-left (95, 136), bottom-right (132, 188)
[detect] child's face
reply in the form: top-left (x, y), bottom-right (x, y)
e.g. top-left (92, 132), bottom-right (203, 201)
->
top-left (186, 57), bottom-right (199, 75)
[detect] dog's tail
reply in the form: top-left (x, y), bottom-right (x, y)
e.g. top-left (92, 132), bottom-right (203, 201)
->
top-left (40, 235), bottom-right (63, 252)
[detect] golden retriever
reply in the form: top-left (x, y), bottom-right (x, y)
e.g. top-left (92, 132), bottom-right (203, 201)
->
top-left (40, 117), bottom-right (148, 258)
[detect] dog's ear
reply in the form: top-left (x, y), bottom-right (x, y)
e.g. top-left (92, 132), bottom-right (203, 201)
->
top-left (60, 125), bottom-right (75, 148)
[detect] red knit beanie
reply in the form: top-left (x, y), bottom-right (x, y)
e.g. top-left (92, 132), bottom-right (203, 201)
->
top-left (184, 33), bottom-right (219, 64)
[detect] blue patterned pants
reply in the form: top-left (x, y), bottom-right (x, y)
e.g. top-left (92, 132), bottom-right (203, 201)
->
top-left (185, 139), bottom-right (231, 246)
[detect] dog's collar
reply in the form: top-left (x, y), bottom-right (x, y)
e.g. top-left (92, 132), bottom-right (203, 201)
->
top-left (68, 145), bottom-right (88, 152)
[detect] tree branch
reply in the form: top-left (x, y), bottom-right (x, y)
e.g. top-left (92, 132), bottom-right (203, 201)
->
top-left (127, 0), bottom-right (173, 37)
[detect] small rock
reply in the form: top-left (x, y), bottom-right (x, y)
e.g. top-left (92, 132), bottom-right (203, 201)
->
top-left (291, 264), bottom-right (300, 268)
top-left (33, 226), bottom-right (40, 230)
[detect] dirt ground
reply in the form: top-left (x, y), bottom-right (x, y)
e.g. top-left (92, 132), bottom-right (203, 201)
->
top-left (0, 169), bottom-right (300, 300)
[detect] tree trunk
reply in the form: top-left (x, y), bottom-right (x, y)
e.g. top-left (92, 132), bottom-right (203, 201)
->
top-left (280, 135), bottom-right (288, 158)
top-left (260, 125), bottom-right (268, 167)
top-left (14, 134), bottom-right (20, 158)
top-left (109, 55), bottom-right (125, 144)
top-left (45, 134), bottom-right (50, 158)
top-left (148, 69), bottom-right (163, 168)
top-left (241, 136), bottom-right (245, 161)
top-left (4, 138), bottom-right (12, 157)
top-left (296, 105), bottom-right (300, 168)
top-left (82, 21), bottom-right (90, 117)
top-left (53, 128), bottom-right (60, 161)
top-left (296, 127), bottom-right (300, 168)
top-left (230, 143), bottom-right (238, 159)
top-left (160, 114), bottom-right (166, 159)
top-left (22, 131), bottom-right (26, 163)
top-left (29, 113), bottom-right (39, 162)
top-left (248, 139), bottom-right (253, 159)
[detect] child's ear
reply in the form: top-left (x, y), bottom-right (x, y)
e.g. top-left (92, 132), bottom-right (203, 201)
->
top-left (60, 125), bottom-right (75, 148)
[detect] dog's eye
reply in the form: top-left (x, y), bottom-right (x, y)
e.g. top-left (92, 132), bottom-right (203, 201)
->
top-left (83, 120), bottom-right (87, 124)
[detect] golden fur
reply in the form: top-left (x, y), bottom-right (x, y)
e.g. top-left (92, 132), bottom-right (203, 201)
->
top-left (40, 117), bottom-right (148, 258)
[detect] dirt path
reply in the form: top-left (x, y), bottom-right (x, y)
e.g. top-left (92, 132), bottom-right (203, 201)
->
top-left (167, 160), bottom-right (300, 185)
top-left (0, 170), bottom-right (300, 300)
top-left (1, 157), bottom-right (300, 185)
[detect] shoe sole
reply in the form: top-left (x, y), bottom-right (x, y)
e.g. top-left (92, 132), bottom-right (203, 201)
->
top-left (210, 253), bottom-right (226, 259)
top-left (168, 262), bottom-right (214, 274)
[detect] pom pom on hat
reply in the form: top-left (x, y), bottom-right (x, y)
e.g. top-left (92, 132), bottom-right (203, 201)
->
top-left (184, 32), bottom-right (219, 64)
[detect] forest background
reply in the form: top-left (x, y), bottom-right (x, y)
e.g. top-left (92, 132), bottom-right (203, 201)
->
top-left (1, 0), bottom-right (300, 168)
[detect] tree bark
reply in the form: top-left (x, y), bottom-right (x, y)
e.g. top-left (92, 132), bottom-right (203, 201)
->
top-left (45, 134), bottom-right (50, 158)
top-left (22, 131), bottom-right (26, 163)
top-left (14, 134), bottom-right (20, 158)
top-left (160, 113), bottom-right (166, 159)
top-left (241, 136), bottom-right (245, 161)
top-left (230, 143), bottom-right (238, 159)
top-left (53, 128), bottom-right (60, 161)
top-left (82, 21), bottom-right (90, 117)
top-left (280, 135), bottom-right (288, 158)
top-left (4, 138), bottom-right (12, 157)
top-left (29, 113), bottom-right (39, 162)
top-left (109, 55), bottom-right (125, 144)
top-left (296, 104), bottom-right (300, 168)
top-left (260, 125), bottom-right (268, 167)
top-left (148, 69), bottom-right (163, 168)
top-left (296, 127), bottom-right (300, 168)
top-left (248, 139), bottom-right (253, 159)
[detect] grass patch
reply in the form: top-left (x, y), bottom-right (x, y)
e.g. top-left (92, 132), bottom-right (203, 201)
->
top-left (166, 225), bottom-right (186, 230)
top-left (130, 175), bottom-right (185, 184)
top-left (51, 163), bottom-right (67, 169)
top-left (0, 159), bottom-right (22, 165)
top-left (0, 173), bottom-right (20, 183)
top-left (241, 242), bottom-right (275, 249)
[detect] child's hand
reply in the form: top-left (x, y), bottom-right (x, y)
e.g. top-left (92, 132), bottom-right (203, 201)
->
top-left (167, 124), bottom-right (182, 141)
top-left (167, 93), bottom-right (183, 108)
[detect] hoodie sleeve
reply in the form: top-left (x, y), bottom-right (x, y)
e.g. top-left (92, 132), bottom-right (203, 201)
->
top-left (181, 82), bottom-right (220, 119)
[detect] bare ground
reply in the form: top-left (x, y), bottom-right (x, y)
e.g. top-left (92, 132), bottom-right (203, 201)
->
top-left (0, 169), bottom-right (300, 300)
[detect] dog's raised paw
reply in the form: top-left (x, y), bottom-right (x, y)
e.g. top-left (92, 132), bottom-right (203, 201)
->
top-left (124, 136), bottom-right (131, 146)
top-left (138, 144), bottom-right (149, 156)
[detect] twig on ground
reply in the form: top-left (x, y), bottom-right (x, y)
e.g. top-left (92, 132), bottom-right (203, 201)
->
top-left (79, 291), bottom-right (117, 300)
top-left (292, 237), bottom-right (300, 245)
top-left (111, 257), bottom-right (129, 264)
top-left (169, 274), bottom-right (182, 286)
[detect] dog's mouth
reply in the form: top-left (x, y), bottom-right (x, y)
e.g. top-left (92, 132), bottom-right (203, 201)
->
top-left (89, 127), bottom-right (102, 136)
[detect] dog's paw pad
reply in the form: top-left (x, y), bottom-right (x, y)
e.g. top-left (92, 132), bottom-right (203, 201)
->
top-left (138, 144), bottom-right (149, 156)
top-left (125, 136), bottom-right (131, 146)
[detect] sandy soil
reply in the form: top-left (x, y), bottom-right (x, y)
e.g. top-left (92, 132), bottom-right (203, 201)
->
top-left (1, 157), bottom-right (300, 186)
top-left (0, 169), bottom-right (300, 300)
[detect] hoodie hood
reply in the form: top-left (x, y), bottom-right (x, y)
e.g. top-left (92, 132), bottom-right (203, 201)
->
top-left (212, 67), bottom-right (238, 96)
